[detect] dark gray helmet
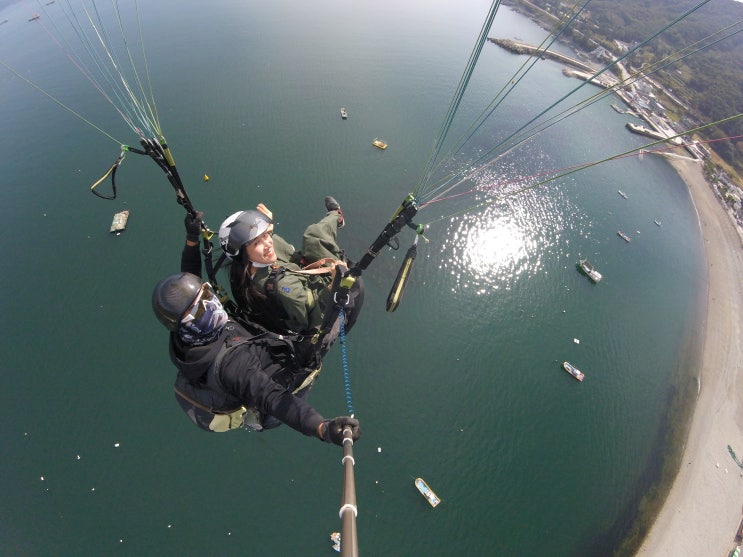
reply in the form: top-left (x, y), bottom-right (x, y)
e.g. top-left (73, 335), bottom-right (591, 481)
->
top-left (218, 210), bottom-right (272, 259)
top-left (152, 272), bottom-right (203, 331)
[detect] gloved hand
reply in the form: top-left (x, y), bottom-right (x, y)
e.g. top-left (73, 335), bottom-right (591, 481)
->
top-left (256, 204), bottom-right (275, 233)
top-left (185, 211), bottom-right (204, 242)
top-left (319, 416), bottom-right (361, 445)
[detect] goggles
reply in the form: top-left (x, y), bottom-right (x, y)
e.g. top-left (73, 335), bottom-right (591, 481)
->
top-left (180, 283), bottom-right (223, 334)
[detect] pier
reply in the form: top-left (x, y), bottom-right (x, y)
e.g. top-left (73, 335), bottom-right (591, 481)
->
top-left (489, 38), bottom-right (596, 73)
top-left (488, 38), bottom-right (699, 156)
top-left (489, 38), bottom-right (617, 88)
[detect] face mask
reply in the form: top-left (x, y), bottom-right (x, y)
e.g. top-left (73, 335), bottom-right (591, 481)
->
top-left (177, 283), bottom-right (229, 346)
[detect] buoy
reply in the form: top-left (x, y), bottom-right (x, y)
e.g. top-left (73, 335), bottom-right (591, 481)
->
top-left (203, 174), bottom-right (209, 182)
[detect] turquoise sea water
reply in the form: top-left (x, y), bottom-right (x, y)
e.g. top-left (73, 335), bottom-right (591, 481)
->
top-left (0, 1), bottom-right (707, 555)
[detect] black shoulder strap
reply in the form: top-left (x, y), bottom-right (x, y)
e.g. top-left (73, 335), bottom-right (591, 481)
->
top-left (216, 327), bottom-right (305, 373)
top-left (212, 335), bottom-right (255, 376)
top-left (264, 266), bottom-right (286, 299)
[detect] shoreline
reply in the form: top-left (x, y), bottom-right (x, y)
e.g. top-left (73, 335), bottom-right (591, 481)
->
top-left (635, 157), bottom-right (743, 556)
top-left (493, 4), bottom-right (743, 551)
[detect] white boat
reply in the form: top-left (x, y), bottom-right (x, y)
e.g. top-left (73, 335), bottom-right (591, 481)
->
top-left (562, 361), bottom-right (585, 382)
top-left (578, 259), bottom-right (602, 283)
top-left (654, 220), bottom-right (661, 227)
top-left (340, 107), bottom-right (348, 119)
top-left (330, 532), bottom-right (341, 552)
top-left (414, 477), bottom-right (441, 507)
top-left (110, 209), bottom-right (130, 233)
top-left (617, 190), bottom-right (628, 199)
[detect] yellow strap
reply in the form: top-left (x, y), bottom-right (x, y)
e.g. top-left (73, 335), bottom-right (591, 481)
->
top-left (89, 164), bottom-right (117, 192)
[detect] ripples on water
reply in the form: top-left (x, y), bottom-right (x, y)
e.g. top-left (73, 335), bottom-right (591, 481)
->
top-left (432, 153), bottom-right (595, 294)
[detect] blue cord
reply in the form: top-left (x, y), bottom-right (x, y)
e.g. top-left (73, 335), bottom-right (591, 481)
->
top-left (339, 309), bottom-right (355, 417)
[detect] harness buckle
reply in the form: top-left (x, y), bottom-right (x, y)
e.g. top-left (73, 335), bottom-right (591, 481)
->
top-left (333, 290), bottom-right (350, 306)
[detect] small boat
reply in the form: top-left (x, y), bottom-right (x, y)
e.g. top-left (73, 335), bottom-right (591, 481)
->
top-left (617, 230), bottom-right (631, 243)
top-left (330, 532), bottom-right (341, 552)
top-left (654, 220), bottom-right (661, 227)
top-left (611, 103), bottom-right (624, 114)
top-left (414, 477), bottom-right (441, 507)
top-left (577, 259), bottom-right (602, 283)
top-left (28, 14), bottom-right (40, 21)
top-left (617, 190), bottom-right (628, 199)
top-left (562, 361), bottom-right (585, 382)
top-left (340, 107), bottom-right (348, 119)
top-left (372, 138), bottom-right (388, 150)
top-left (110, 209), bottom-right (130, 233)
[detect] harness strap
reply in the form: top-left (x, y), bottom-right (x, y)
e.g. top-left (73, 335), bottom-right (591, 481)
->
top-left (174, 387), bottom-right (244, 415)
top-left (269, 258), bottom-right (344, 279)
top-left (89, 151), bottom-right (125, 200)
top-left (175, 333), bottom-right (321, 416)
top-left (295, 258), bottom-right (344, 275)
top-left (90, 145), bottom-right (149, 200)
top-left (264, 259), bottom-right (342, 324)
top-left (294, 366), bottom-right (322, 394)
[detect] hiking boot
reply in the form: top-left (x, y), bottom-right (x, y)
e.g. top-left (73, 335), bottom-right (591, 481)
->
top-left (324, 196), bottom-right (344, 228)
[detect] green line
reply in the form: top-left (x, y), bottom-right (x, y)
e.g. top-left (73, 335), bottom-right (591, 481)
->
top-left (420, 114), bottom-right (743, 228)
top-left (0, 58), bottom-right (123, 145)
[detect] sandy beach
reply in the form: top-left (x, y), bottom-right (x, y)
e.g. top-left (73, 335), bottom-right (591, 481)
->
top-left (636, 157), bottom-right (743, 556)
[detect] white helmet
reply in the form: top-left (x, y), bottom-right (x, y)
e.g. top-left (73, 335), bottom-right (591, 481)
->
top-left (218, 210), bottom-right (271, 259)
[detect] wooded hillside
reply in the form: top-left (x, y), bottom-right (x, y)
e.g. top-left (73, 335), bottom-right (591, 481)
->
top-left (509, 0), bottom-right (743, 173)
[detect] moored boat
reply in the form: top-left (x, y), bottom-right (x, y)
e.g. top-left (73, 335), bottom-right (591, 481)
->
top-left (617, 230), bottom-right (631, 243)
top-left (562, 361), bottom-right (585, 382)
top-left (577, 259), bottom-right (602, 283)
top-left (340, 107), bottom-right (348, 119)
top-left (372, 138), bottom-right (388, 150)
top-left (414, 477), bottom-right (441, 507)
top-left (330, 532), bottom-right (341, 552)
top-left (110, 209), bottom-right (130, 233)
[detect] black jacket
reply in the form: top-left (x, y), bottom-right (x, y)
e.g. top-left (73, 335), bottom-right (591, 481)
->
top-left (170, 321), bottom-right (324, 437)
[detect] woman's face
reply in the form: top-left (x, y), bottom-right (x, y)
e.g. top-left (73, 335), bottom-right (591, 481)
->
top-left (245, 230), bottom-right (278, 265)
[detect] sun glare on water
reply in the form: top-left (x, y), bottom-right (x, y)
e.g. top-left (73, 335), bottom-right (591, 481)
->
top-left (466, 215), bottom-right (528, 278)
top-left (443, 203), bottom-right (539, 293)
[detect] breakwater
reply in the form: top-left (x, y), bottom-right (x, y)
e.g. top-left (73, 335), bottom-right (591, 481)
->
top-left (488, 38), bottom-right (596, 73)
top-left (489, 38), bottom-right (618, 88)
